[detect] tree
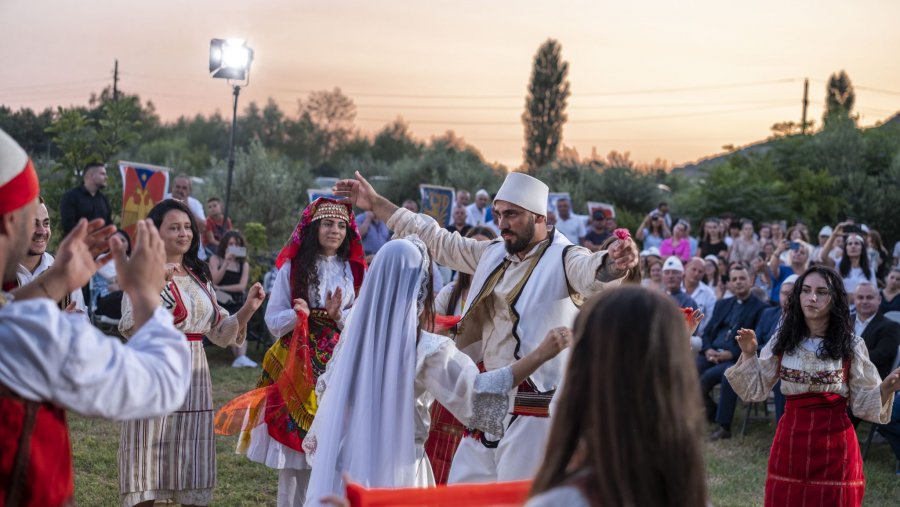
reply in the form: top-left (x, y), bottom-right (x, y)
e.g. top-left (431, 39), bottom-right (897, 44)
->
top-left (522, 39), bottom-right (570, 173)
top-left (300, 87), bottom-right (357, 162)
top-left (823, 70), bottom-right (856, 129)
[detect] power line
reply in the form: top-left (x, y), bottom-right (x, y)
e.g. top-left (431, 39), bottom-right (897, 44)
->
top-left (0, 78), bottom-right (108, 94)
top-left (354, 103), bottom-right (794, 126)
top-left (855, 85), bottom-right (900, 97)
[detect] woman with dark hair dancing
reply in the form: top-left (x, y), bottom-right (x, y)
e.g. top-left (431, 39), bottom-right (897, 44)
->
top-left (726, 265), bottom-right (900, 506)
top-left (218, 198), bottom-right (366, 506)
top-left (527, 286), bottom-right (708, 506)
top-left (118, 199), bottom-right (266, 507)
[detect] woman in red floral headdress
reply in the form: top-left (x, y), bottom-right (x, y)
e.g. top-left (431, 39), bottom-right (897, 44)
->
top-left (217, 197), bottom-right (365, 506)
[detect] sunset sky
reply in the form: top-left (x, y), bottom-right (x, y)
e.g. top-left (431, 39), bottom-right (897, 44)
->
top-left (2, 0), bottom-right (898, 169)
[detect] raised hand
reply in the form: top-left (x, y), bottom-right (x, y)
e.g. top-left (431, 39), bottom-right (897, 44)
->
top-left (537, 326), bottom-right (572, 361)
top-left (606, 237), bottom-right (639, 275)
top-left (112, 219), bottom-right (167, 300)
top-left (735, 328), bottom-right (758, 356)
top-left (53, 218), bottom-right (117, 292)
top-left (293, 297), bottom-right (310, 317)
top-left (333, 171), bottom-right (378, 211)
top-left (244, 283), bottom-right (266, 312)
top-left (687, 309), bottom-right (705, 335)
top-left (325, 287), bottom-right (343, 322)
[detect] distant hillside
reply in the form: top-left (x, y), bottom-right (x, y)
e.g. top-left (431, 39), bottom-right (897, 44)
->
top-left (671, 111), bottom-right (900, 178)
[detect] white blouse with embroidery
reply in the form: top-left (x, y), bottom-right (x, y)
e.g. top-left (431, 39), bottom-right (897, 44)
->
top-left (725, 335), bottom-right (893, 424)
top-left (264, 257), bottom-right (356, 337)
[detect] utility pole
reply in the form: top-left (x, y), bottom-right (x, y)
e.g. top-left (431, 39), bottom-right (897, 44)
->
top-left (801, 78), bottom-right (809, 134)
top-left (113, 59), bottom-right (119, 101)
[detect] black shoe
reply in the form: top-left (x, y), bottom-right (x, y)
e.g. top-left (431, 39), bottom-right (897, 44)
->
top-left (710, 428), bottom-right (732, 441)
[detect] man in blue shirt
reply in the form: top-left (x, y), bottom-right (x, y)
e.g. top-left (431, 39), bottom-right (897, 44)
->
top-left (355, 210), bottom-right (390, 255)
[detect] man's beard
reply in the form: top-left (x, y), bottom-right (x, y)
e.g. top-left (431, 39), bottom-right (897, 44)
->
top-left (503, 218), bottom-right (535, 255)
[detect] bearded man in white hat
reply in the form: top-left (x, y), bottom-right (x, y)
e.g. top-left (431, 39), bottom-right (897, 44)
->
top-left (0, 128), bottom-right (191, 506)
top-left (334, 171), bottom-right (638, 483)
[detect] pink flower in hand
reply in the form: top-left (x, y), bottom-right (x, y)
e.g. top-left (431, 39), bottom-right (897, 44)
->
top-left (614, 228), bottom-right (631, 241)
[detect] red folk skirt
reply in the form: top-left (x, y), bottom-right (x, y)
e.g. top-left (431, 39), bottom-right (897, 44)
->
top-left (765, 392), bottom-right (865, 507)
top-left (425, 402), bottom-right (466, 485)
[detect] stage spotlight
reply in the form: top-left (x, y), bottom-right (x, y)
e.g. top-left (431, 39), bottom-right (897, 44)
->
top-left (209, 38), bottom-right (253, 81)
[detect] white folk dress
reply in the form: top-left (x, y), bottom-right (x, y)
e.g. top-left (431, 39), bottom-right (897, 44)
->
top-left (118, 274), bottom-right (245, 507)
top-left (306, 330), bottom-right (514, 488)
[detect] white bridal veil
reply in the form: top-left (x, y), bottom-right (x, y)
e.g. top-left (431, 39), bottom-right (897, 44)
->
top-left (304, 237), bottom-right (431, 503)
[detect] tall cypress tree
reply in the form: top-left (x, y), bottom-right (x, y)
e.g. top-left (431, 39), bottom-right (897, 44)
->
top-left (522, 39), bottom-right (570, 173)
top-left (823, 70), bottom-right (856, 129)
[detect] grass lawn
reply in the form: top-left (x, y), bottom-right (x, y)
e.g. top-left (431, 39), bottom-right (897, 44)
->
top-left (71, 345), bottom-right (900, 506)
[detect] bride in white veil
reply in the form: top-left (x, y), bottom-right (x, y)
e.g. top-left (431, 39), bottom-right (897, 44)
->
top-left (303, 237), bottom-right (570, 505)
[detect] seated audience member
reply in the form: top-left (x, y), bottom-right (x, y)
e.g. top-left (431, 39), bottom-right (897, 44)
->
top-left (699, 218), bottom-right (728, 260)
top-left (697, 265), bottom-right (766, 440)
top-left (455, 190), bottom-right (470, 209)
top-left (728, 220), bottom-right (759, 265)
top-left (811, 225), bottom-right (832, 264)
top-left (14, 197), bottom-right (85, 312)
top-left (209, 231), bottom-right (257, 368)
top-left (553, 197), bottom-right (585, 245)
top-left (445, 206), bottom-right (472, 236)
top-left (684, 257), bottom-right (718, 349)
top-left (527, 287), bottom-right (708, 507)
top-left (581, 210), bottom-right (611, 252)
top-left (203, 197), bottom-right (233, 257)
top-left (659, 220), bottom-right (691, 263)
top-left (750, 253), bottom-right (771, 304)
top-left (641, 256), bottom-right (663, 292)
top-left (94, 231), bottom-right (130, 320)
top-left (636, 211), bottom-right (669, 250)
top-left (768, 238), bottom-right (810, 303)
top-left (881, 267), bottom-right (900, 315)
top-left (868, 230), bottom-right (892, 281)
top-left (820, 223), bottom-right (877, 295)
top-left (854, 282), bottom-right (900, 380)
top-left (703, 254), bottom-right (726, 299)
top-left (662, 256), bottom-right (698, 310)
top-left (466, 189), bottom-right (491, 226)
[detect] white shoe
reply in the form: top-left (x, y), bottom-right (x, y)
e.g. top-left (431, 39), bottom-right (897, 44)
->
top-left (231, 355), bottom-right (258, 368)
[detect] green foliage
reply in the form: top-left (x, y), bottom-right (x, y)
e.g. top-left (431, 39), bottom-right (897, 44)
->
top-left (242, 222), bottom-right (269, 282)
top-left (204, 140), bottom-right (312, 251)
top-left (523, 39), bottom-right (570, 173)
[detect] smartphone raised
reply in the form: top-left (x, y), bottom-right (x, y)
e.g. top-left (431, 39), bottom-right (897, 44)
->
top-left (226, 245), bottom-right (247, 258)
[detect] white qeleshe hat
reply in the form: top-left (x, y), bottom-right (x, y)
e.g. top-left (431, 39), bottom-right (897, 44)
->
top-left (493, 172), bottom-right (549, 216)
top-left (662, 256), bottom-right (684, 272)
top-left (0, 128), bottom-right (39, 214)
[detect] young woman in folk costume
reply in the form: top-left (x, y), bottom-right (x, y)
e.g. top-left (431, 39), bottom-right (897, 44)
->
top-left (118, 199), bottom-right (266, 507)
top-left (726, 265), bottom-right (900, 507)
top-left (216, 197), bottom-right (365, 506)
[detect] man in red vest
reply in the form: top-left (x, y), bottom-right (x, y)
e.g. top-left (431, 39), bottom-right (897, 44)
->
top-left (0, 128), bottom-right (192, 506)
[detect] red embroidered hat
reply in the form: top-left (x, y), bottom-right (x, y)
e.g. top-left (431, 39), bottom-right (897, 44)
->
top-left (0, 128), bottom-right (39, 215)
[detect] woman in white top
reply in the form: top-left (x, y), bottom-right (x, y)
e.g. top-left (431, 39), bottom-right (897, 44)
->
top-left (303, 237), bottom-right (569, 505)
top-left (820, 225), bottom-right (877, 295)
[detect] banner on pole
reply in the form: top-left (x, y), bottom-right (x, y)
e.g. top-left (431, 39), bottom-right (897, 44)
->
top-left (119, 161), bottom-right (170, 241)
top-left (587, 201), bottom-right (616, 219)
top-left (419, 184), bottom-right (455, 227)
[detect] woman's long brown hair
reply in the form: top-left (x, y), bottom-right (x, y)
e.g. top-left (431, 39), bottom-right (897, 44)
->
top-left (530, 287), bottom-right (707, 506)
